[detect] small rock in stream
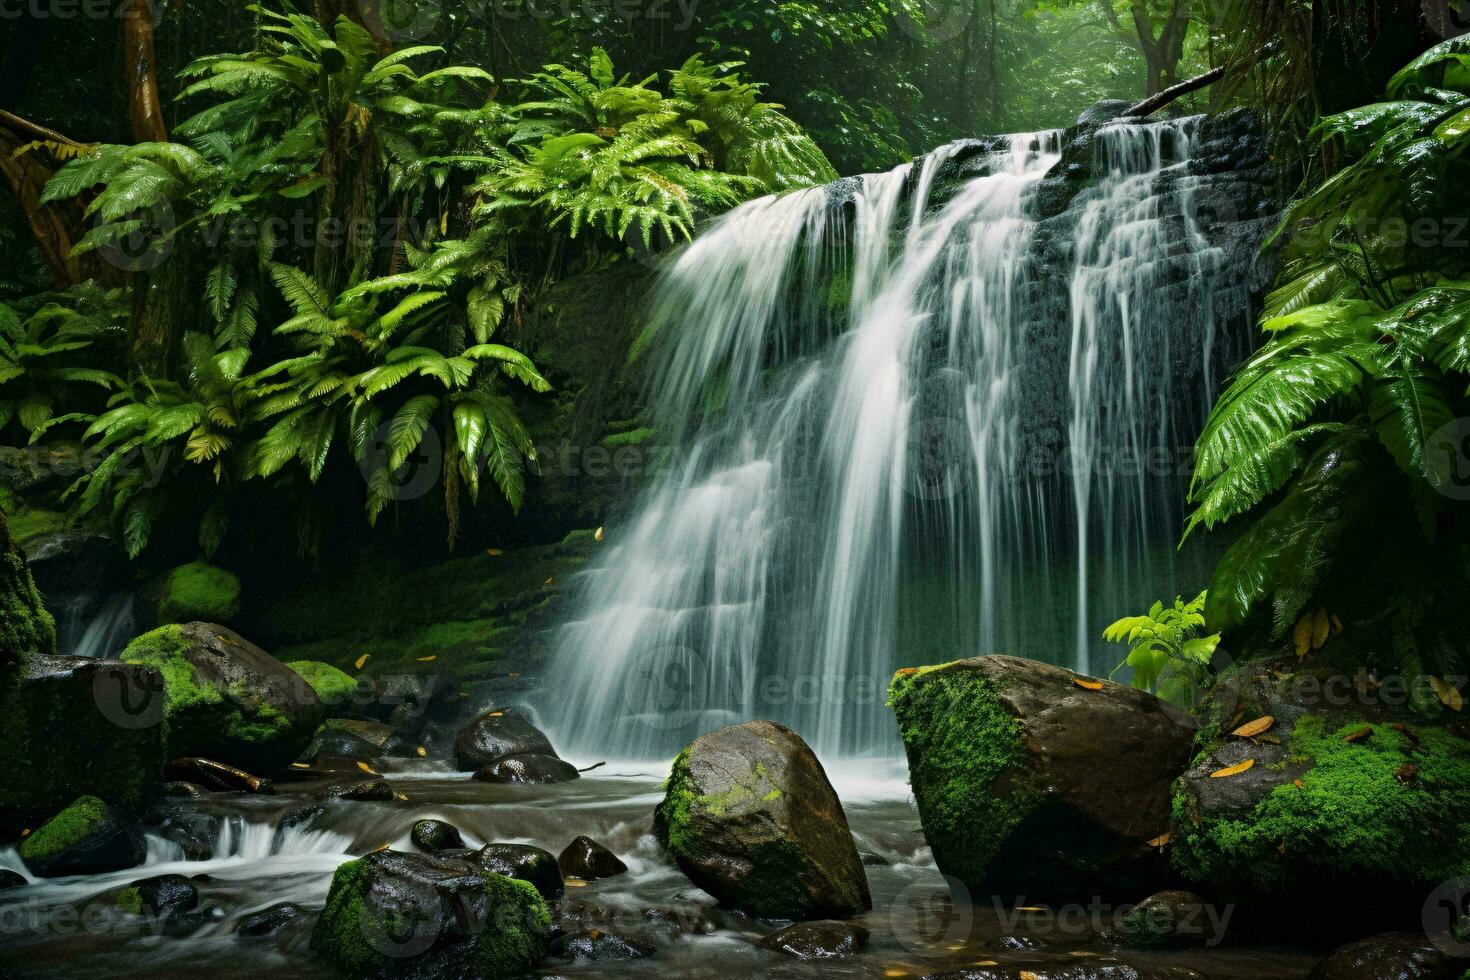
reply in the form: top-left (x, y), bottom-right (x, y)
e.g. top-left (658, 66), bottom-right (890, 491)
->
top-left (557, 835), bottom-right (627, 879)
top-left (759, 920), bottom-right (869, 959)
top-left (473, 753), bottom-right (580, 784)
top-left (1307, 932), bottom-right (1461, 980)
top-left (550, 929), bottom-right (656, 961)
top-left (320, 779), bottom-right (395, 802)
top-left (1106, 890), bottom-right (1214, 949)
top-left (411, 818), bottom-right (466, 854)
top-left (160, 904), bottom-right (226, 937)
top-left (453, 709), bottom-right (557, 770)
top-left (0, 869), bottom-right (26, 890)
top-left (234, 901), bottom-right (307, 938)
top-left (19, 795), bottom-right (147, 878)
top-left (475, 843), bottom-right (564, 899)
top-left (114, 874), bottom-right (198, 921)
top-left (162, 781), bottom-right (207, 798)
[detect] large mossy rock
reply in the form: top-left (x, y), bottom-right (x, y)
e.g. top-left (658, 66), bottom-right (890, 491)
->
top-left (120, 622), bottom-right (322, 773)
top-left (286, 660), bottom-right (359, 715)
top-left (0, 510), bottom-right (55, 670)
top-left (0, 653), bottom-right (166, 837)
top-left (152, 561), bottom-right (242, 625)
top-left (18, 795), bottom-right (146, 877)
top-left (653, 720), bottom-right (870, 920)
top-left (1169, 657), bottom-right (1470, 938)
top-left (310, 849), bottom-right (551, 977)
top-left (888, 656), bottom-right (1196, 903)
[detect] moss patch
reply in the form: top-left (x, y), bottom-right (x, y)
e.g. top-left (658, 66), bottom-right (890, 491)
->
top-left (19, 795), bottom-right (107, 863)
top-left (311, 855), bottom-right (550, 976)
top-left (286, 660), bottom-right (359, 714)
top-left (154, 561), bottom-right (242, 624)
top-left (887, 663), bottom-right (1044, 889)
top-left (1171, 716), bottom-right (1470, 891)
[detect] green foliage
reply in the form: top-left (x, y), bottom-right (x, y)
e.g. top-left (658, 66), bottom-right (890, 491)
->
top-left (1191, 36), bottom-right (1470, 650)
top-left (18, 795), bottom-right (109, 864)
top-left (0, 286), bottom-right (125, 443)
top-left (477, 49), bottom-right (830, 252)
top-left (1103, 592), bottom-right (1219, 706)
top-left (155, 560), bottom-right (242, 624)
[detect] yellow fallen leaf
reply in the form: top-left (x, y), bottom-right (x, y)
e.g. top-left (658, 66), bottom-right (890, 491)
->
top-left (594, 526), bottom-right (604, 542)
top-left (1069, 951), bottom-right (1100, 957)
top-left (356, 761), bottom-right (379, 775)
top-left (1021, 973), bottom-right (1041, 980)
top-left (1013, 905), bottom-right (1047, 912)
top-left (368, 842), bottom-right (391, 854)
top-left (416, 655), bottom-right (437, 662)
top-left (290, 762), bottom-right (311, 769)
top-left (883, 971), bottom-right (908, 979)
top-left (565, 879), bottom-right (588, 888)
top-left (19, 828), bottom-right (28, 837)
top-left (1210, 758), bottom-right (1256, 778)
top-left (1293, 779), bottom-right (1305, 789)
top-left (1072, 677), bottom-right (1104, 691)
top-left (1232, 716), bottom-right (1275, 739)
top-left (1311, 606), bottom-right (1330, 650)
top-left (416, 746), bottom-right (427, 758)
top-left (1292, 613), bottom-right (1313, 657)
top-left (543, 577), bottom-right (555, 586)
top-left (1147, 831), bottom-right (1172, 847)
top-left (489, 711), bottom-right (504, 717)
top-left (355, 653), bottom-right (370, 670)
top-left (1344, 726), bottom-right (1373, 743)
top-left (1431, 676), bottom-right (1464, 711)
top-left (1330, 614), bottom-right (1343, 637)
top-left (394, 793), bottom-right (408, 801)
top-left (487, 548), bottom-right (503, 556)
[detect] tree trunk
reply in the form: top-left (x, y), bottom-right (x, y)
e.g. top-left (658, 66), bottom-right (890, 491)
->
top-left (121, 0), bottom-right (169, 144)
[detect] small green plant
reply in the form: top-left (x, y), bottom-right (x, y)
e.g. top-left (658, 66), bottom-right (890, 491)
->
top-left (1104, 591), bottom-right (1221, 708)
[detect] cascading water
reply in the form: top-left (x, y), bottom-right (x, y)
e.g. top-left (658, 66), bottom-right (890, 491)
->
top-left (546, 115), bottom-right (1259, 761)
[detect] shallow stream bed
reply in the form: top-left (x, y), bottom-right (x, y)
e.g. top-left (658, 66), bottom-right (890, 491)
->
top-left (0, 760), bottom-right (1321, 978)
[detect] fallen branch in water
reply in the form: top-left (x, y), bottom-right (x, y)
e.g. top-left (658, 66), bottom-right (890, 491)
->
top-left (577, 761), bottom-right (606, 773)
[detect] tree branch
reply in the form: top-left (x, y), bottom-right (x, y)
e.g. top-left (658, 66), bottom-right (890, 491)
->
top-left (1124, 64), bottom-right (1226, 117)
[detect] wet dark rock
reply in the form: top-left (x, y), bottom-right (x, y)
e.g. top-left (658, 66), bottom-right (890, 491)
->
top-left (925, 964), bottom-right (1206, 980)
top-left (320, 779), bottom-right (395, 802)
top-left (557, 835), bottom-right (627, 879)
top-left (310, 849), bottom-right (550, 976)
top-left (301, 718), bottom-right (402, 764)
top-left (120, 622), bottom-right (323, 773)
top-left (1076, 99), bottom-right (1134, 127)
top-left (653, 720), bottom-right (871, 920)
top-left (859, 851), bottom-right (891, 867)
top-left (453, 709), bottom-right (557, 770)
top-left (550, 929), bottom-right (656, 961)
top-left (148, 810), bottom-right (221, 861)
top-left (0, 654), bottom-right (166, 837)
top-left (473, 752), bottom-right (580, 784)
top-left (234, 901), bottom-right (308, 938)
top-left (991, 934), bottom-right (1048, 951)
top-left (165, 757), bottom-right (273, 794)
top-left (641, 906), bottom-right (718, 935)
top-left (277, 802), bottom-right (325, 834)
top-left (0, 869), bottom-right (26, 889)
top-left (162, 781), bottom-right (207, 798)
top-left (1307, 932), bottom-right (1460, 980)
top-left (1107, 890), bottom-right (1214, 949)
top-left (161, 903), bottom-right (225, 937)
top-left (18, 795), bottom-right (147, 878)
top-left (115, 874), bottom-right (198, 920)
top-left (759, 920), bottom-right (869, 959)
top-left (889, 656), bottom-right (1195, 904)
top-left (475, 842), bottom-right (564, 900)
top-left (410, 818), bottom-right (465, 854)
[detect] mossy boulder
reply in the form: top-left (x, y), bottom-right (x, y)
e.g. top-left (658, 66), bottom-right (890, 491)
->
top-left (120, 622), bottom-right (322, 774)
top-left (286, 660), bottom-right (360, 715)
top-left (653, 720), bottom-right (870, 920)
top-left (1169, 657), bottom-right (1470, 938)
top-left (302, 718), bottom-right (401, 762)
top-left (18, 795), bottom-right (146, 877)
top-left (0, 509), bottom-right (56, 670)
top-left (474, 843), bottom-right (564, 900)
top-left (0, 654), bottom-right (166, 837)
top-left (309, 850), bottom-right (551, 977)
top-left (888, 656), bottom-right (1195, 903)
top-left (152, 561), bottom-right (242, 625)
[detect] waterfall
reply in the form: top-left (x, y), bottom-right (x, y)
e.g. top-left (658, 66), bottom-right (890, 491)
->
top-left (545, 116), bottom-right (1257, 761)
top-left (55, 591), bottom-right (137, 659)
